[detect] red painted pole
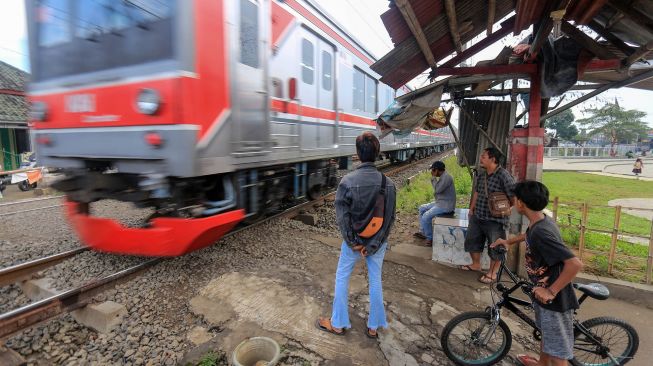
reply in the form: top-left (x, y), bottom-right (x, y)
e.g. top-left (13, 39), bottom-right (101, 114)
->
top-left (526, 64), bottom-right (545, 181)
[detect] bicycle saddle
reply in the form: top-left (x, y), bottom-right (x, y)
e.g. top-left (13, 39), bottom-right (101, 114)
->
top-left (573, 283), bottom-right (610, 300)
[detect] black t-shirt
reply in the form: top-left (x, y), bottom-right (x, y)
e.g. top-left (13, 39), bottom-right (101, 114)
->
top-left (525, 216), bottom-right (579, 312)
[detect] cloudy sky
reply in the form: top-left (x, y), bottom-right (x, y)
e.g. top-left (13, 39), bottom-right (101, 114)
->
top-left (1, 0), bottom-right (651, 127)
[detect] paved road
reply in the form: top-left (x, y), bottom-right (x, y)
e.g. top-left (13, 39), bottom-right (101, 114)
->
top-left (544, 156), bottom-right (653, 180)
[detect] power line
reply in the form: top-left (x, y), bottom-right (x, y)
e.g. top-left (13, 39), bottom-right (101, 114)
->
top-left (0, 46), bottom-right (27, 57)
top-left (343, 0), bottom-right (393, 50)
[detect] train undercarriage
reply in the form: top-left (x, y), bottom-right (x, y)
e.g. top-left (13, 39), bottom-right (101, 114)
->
top-left (52, 145), bottom-right (443, 256)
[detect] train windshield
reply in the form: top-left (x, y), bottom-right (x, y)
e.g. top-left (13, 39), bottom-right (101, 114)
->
top-left (34, 0), bottom-right (176, 81)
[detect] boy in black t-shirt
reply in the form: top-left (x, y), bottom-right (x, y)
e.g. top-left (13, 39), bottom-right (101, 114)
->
top-left (491, 181), bottom-right (583, 366)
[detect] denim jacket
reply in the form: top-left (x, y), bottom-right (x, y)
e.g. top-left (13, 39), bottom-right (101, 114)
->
top-left (335, 162), bottom-right (396, 254)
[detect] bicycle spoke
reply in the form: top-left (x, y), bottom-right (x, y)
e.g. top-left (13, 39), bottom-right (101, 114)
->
top-left (447, 317), bottom-right (506, 363)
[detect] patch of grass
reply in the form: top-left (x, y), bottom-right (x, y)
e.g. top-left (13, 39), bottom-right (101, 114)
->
top-left (543, 172), bottom-right (653, 237)
top-left (560, 227), bottom-right (648, 258)
top-left (396, 156), bottom-right (472, 213)
top-left (196, 351), bottom-right (227, 366)
top-left (547, 172), bottom-right (653, 283)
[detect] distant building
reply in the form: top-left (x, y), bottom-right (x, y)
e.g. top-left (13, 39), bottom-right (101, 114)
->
top-left (0, 60), bottom-right (30, 171)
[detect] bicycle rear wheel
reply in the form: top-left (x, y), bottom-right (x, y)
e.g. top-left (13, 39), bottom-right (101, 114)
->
top-left (441, 311), bottom-right (512, 366)
top-left (571, 317), bottom-right (639, 366)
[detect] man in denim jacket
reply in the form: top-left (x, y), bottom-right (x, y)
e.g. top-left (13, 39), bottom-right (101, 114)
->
top-left (317, 132), bottom-right (396, 339)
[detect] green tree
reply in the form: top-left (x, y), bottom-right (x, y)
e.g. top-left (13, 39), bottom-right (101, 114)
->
top-left (576, 103), bottom-right (648, 155)
top-left (546, 109), bottom-right (578, 141)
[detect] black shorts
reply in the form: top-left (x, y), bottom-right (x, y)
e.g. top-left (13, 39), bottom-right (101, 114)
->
top-left (464, 215), bottom-right (506, 260)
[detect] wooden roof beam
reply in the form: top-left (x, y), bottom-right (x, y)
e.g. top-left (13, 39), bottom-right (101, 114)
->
top-left (525, 17), bottom-right (555, 62)
top-left (395, 0), bottom-right (437, 67)
top-left (607, 1), bottom-right (653, 31)
top-left (444, 0), bottom-right (463, 53)
top-left (440, 16), bottom-right (516, 68)
top-left (487, 0), bottom-right (496, 36)
top-left (561, 21), bottom-right (618, 60)
top-left (624, 39), bottom-right (653, 67)
top-left (587, 20), bottom-right (635, 56)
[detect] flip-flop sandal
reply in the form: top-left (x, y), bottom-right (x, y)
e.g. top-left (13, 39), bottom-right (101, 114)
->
top-left (459, 265), bottom-right (480, 272)
top-left (478, 274), bottom-right (496, 284)
top-left (315, 317), bottom-right (345, 336)
top-left (515, 354), bottom-right (539, 366)
top-left (413, 232), bottom-right (426, 239)
top-left (366, 328), bottom-right (378, 339)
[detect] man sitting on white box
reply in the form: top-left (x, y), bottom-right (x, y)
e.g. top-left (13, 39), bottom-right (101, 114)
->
top-left (414, 161), bottom-right (456, 245)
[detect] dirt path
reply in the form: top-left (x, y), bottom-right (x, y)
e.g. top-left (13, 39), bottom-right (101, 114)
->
top-left (181, 208), bottom-right (650, 366)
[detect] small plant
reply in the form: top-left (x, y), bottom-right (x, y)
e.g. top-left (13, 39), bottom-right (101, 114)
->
top-left (197, 351), bottom-right (227, 366)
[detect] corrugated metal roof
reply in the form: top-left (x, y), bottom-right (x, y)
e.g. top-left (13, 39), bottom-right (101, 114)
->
top-left (581, 64), bottom-right (653, 90)
top-left (0, 61), bottom-right (28, 126)
top-left (373, 0), bottom-right (653, 90)
top-left (373, 0), bottom-right (514, 88)
top-left (0, 61), bottom-right (27, 92)
top-left (457, 99), bottom-right (515, 168)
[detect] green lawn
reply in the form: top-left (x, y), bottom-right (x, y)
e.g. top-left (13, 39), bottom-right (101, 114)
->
top-left (543, 172), bottom-right (653, 237)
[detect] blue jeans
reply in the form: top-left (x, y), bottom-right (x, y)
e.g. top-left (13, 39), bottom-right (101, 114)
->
top-left (418, 202), bottom-right (451, 240)
top-left (331, 241), bottom-right (388, 330)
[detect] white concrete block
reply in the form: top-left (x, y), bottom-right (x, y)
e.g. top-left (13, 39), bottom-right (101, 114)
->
top-left (431, 210), bottom-right (490, 270)
top-left (72, 301), bottom-right (127, 333)
top-left (20, 278), bottom-right (60, 301)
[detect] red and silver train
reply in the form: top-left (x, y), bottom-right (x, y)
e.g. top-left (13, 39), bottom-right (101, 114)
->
top-left (26, 0), bottom-right (454, 256)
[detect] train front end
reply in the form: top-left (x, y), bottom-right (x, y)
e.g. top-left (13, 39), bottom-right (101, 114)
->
top-left (26, 0), bottom-right (244, 256)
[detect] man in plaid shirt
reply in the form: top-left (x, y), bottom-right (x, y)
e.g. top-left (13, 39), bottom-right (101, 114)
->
top-left (463, 147), bottom-right (515, 284)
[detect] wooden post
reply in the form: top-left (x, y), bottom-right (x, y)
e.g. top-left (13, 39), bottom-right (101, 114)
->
top-left (647, 217), bottom-right (653, 285)
top-left (552, 196), bottom-right (559, 222)
top-left (578, 203), bottom-right (588, 260)
top-left (608, 206), bottom-right (622, 275)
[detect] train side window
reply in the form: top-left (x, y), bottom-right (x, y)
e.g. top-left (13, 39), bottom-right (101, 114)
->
top-left (301, 39), bottom-right (314, 85)
top-left (240, 0), bottom-right (259, 68)
top-left (365, 76), bottom-right (377, 113)
top-left (353, 68), bottom-right (365, 111)
top-left (37, 0), bottom-right (72, 47)
top-left (321, 51), bottom-right (332, 91)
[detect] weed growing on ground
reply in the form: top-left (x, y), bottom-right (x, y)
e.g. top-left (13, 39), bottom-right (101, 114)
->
top-left (195, 351), bottom-right (227, 366)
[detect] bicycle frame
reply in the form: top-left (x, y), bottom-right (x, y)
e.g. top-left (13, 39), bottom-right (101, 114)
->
top-left (493, 258), bottom-right (622, 364)
top-left (493, 263), bottom-right (538, 331)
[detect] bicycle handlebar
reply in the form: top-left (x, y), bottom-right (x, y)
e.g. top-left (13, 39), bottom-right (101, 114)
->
top-left (493, 246), bottom-right (552, 305)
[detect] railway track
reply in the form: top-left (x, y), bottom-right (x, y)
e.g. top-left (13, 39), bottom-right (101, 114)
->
top-left (0, 195), bottom-right (65, 217)
top-left (0, 149), bottom-right (453, 340)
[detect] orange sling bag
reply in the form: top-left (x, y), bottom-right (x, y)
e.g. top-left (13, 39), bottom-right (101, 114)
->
top-left (354, 174), bottom-right (387, 238)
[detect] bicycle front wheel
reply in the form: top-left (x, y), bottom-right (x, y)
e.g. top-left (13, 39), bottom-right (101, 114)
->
top-left (441, 311), bottom-right (512, 366)
top-left (572, 317), bottom-right (639, 366)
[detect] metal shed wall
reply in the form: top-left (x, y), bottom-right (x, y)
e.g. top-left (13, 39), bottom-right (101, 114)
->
top-left (457, 99), bottom-right (516, 168)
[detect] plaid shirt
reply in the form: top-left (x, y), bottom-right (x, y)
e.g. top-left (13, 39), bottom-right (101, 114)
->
top-left (473, 167), bottom-right (515, 224)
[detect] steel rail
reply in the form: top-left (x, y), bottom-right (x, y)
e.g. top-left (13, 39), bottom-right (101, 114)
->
top-left (0, 248), bottom-right (90, 287)
top-left (0, 259), bottom-right (160, 339)
top-left (0, 204), bottom-right (64, 217)
top-left (0, 149), bottom-right (453, 339)
top-left (0, 195), bottom-right (64, 208)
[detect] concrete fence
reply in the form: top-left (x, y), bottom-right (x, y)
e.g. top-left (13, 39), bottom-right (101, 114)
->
top-left (544, 146), bottom-right (640, 158)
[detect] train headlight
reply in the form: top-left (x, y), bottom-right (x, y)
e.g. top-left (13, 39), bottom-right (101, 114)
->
top-left (136, 88), bottom-right (161, 115)
top-left (30, 101), bottom-right (48, 121)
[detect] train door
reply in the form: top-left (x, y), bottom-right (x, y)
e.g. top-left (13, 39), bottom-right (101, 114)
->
top-left (299, 30), bottom-right (318, 151)
top-left (233, 0), bottom-right (269, 154)
top-left (317, 42), bottom-right (336, 149)
top-left (299, 29), bottom-right (335, 150)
